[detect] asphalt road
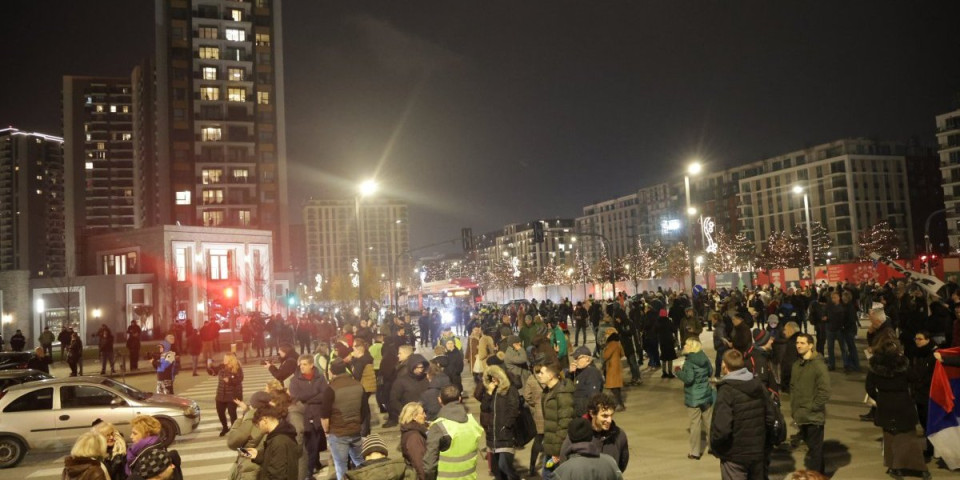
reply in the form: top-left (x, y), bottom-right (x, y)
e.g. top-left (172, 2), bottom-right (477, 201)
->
top-left (8, 329), bottom-right (960, 480)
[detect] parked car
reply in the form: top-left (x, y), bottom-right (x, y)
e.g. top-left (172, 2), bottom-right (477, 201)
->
top-left (0, 376), bottom-right (201, 468)
top-left (0, 370), bottom-right (53, 392)
top-left (0, 352), bottom-right (37, 371)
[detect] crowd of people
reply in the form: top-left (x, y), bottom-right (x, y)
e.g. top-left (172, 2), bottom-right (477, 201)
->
top-left (49, 274), bottom-right (960, 480)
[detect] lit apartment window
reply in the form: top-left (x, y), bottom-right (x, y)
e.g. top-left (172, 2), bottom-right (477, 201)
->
top-left (257, 91), bottom-right (270, 105)
top-left (202, 169), bottom-right (223, 184)
top-left (255, 33), bottom-right (271, 46)
top-left (110, 105), bottom-right (117, 113)
top-left (86, 134), bottom-right (92, 141)
top-left (228, 68), bottom-right (245, 81)
top-left (122, 105), bottom-right (129, 113)
top-left (95, 105), bottom-right (104, 113)
top-left (200, 86), bottom-right (220, 101)
top-left (175, 248), bottom-right (187, 281)
top-left (204, 211), bottom-right (225, 228)
top-left (225, 28), bottom-right (245, 42)
top-left (199, 46), bottom-right (220, 59)
top-left (198, 26), bottom-right (218, 39)
top-left (228, 88), bottom-right (246, 102)
top-left (238, 210), bottom-right (251, 226)
top-left (232, 169), bottom-right (249, 182)
top-left (85, 162), bottom-right (94, 170)
top-left (201, 127), bottom-right (222, 141)
top-left (97, 142), bottom-right (105, 150)
top-left (121, 133), bottom-right (132, 141)
top-left (208, 248), bottom-right (231, 279)
top-left (202, 67), bottom-right (217, 80)
top-left (229, 9), bottom-right (243, 22)
top-left (202, 189), bottom-right (224, 204)
top-left (175, 191), bottom-right (191, 205)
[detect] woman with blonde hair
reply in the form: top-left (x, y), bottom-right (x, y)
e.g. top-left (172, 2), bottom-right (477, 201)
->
top-left (674, 337), bottom-right (715, 460)
top-left (209, 352), bottom-right (245, 435)
top-left (399, 402), bottom-right (428, 480)
top-left (62, 431), bottom-right (109, 480)
top-left (125, 415), bottom-right (174, 480)
top-left (92, 420), bottom-right (127, 480)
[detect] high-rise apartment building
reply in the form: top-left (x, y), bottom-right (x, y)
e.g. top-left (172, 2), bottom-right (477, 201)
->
top-left (474, 219), bottom-right (577, 274)
top-left (738, 139), bottom-right (913, 260)
top-left (303, 199), bottom-right (411, 286)
top-left (937, 108), bottom-right (960, 250)
top-left (0, 128), bottom-right (66, 277)
top-left (155, 0), bottom-right (290, 269)
top-left (62, 76), bottom-right (138, 268)
top-left (577, 183), bottom-right (678, 264)
top-left (132, 59), bottom-right (165, 229)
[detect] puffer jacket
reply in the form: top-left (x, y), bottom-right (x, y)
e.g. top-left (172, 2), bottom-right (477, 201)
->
top-left (480, 366), bottom-right (520, 450)
top-left (675, 349), bottom-right (714, 408)
top-left (866, 353), bottom-right (919, 434)
top-left (710, 368), bottom-right (772, 464)
top-left (62, 457), bottom-right (109, 480)
top-left (789, 353), bottom-right (831, 425)
top-left (389, 354), bottom-right (430, 418)
top-left (541, 377), bottom-right (576, 457)
top-left (571, 364), bottom-right (604, 417)
top-left (559, 419), bottom-right (630, 472)
top-left (420, 373), bottom-right (451, 421)
top-left (226, 407), bottom-right (266, 480)
top-left (210, 365), bottom-right (244, 403)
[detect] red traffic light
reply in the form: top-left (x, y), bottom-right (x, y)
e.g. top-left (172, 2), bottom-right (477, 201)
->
top-left (921, 255), bottom-right (928, 262)
top-left (224, 287), bottom-right (234, 298)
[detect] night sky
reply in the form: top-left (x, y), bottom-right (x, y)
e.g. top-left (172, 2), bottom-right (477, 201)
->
top-left (4, 1), bottom-right (960, 254)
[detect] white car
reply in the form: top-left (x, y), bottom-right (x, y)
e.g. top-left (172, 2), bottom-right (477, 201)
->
top-left (0, 376), bottom-right (200, 468)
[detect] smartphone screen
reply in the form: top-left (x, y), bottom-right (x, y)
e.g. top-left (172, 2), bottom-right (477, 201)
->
top-left (237, 448), bottom-right (250, 457)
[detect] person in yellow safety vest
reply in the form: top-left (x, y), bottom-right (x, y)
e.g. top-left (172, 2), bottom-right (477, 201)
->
top-left (424, 384), bottom-right (483, 480)
top-left (436, 326), bottom-right (463, 351)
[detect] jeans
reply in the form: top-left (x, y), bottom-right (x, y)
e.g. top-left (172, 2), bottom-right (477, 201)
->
top-left (824, 329), bottom-right (847, 370)
top-left (573, 325), bottom-right (588, 345)
top-left (328, 433), bottom-right (363, 480)
top-left (493, 452), bottom-right (520, 480)
top-left (100, 351), bottom-right (115, 374)
top-left (842, 329), bottom-right (860, 370)
top-left (798, 423), bottom-right (825, 473)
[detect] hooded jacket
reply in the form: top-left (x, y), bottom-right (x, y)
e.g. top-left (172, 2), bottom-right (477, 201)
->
top-left (253, 420), bottom-right (299, 480)
top-left (542, 377), bottom-right (576, 457)
top-left (553, 441), bottom-right (623, 480)
top-left (710, 368), bottom-right (772, 464)
top-left (389, 354), bottom-right (430, 418)
top-left (866, 353), bottom-right (919, 434)
top-left (480, 365), bottom-right (520, 450)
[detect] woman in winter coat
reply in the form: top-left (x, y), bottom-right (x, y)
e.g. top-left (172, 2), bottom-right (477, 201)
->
top-left (62, 431), bottom-right (110, 480)
top-left (420, 360), bottom-right (452, 421)
top-left (602, 328), bottom-right (626, 411)
top-left (266, 343), bottom-right (298, 384)
top-left (209, 352), bottom-right (244, 436)
top-left (866, 339), bottom-right (930, 479)
top-left (480, 365), bottom-right (521, 480)
top-left (91, 421), bottom-right (128, 480)
top-left (657, 308), bottom-right (678, 378)
top-left (674, 337), bottom-right (715, 459)
top-left (399, 402), bottom-right (429, 480)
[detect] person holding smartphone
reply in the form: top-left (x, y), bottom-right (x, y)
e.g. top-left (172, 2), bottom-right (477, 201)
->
top-left (243, 406), bottom-right (298, 480)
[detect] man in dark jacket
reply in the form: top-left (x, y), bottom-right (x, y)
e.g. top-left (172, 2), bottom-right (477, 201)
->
top-left (126, 320), bottom-right (142, 371)
top-left (744, 328), bottom-right (778, 392)
top-left (388, 353), bottom-right (429, 426)
top-left (823, 292), bottom-right (848, 371)
top-left (289, 354), bottom-right (329, 479)
top-left (569, 346), bottom-right (604, 417)
top-left (554, 418), bottom-right (623, 480)
top-left (779, 322), bottom-right (801, 394)
top-left (379, 326), bottom-right (406, 418)
top-left (559, 392), bottom-right (629, 473)
top-left (710, 349), bottom-right (773, 480)
top-left (537, 362), bottom-right (575, 480)
top-left (790, 334), bottom-right (831, 474)
top-left (321, 359), bottom-right (364, 480)
top-left (248, 406), bottom-right (300, 480)
top-left (93, 324), bottom-right (116, 374)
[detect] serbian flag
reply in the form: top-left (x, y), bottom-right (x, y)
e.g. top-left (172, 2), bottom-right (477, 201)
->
top-left (928, 347), bottom-right (960, 469)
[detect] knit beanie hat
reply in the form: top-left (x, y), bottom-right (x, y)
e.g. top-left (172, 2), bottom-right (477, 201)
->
top-left (250, 391), bottom-right (272, 409)
top-left (752, 327), bottom-right (771, 347)
top-left (361, 434), bottom-right (389, 458)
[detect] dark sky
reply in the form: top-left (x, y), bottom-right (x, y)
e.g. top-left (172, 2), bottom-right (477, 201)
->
top-left (4, 1), bottom-right (960, 255)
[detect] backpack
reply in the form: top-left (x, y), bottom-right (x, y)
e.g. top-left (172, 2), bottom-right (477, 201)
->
top-left (765, 389), bottom-right (787, 447)
top-left (513, 395), bottom-right (537, 448)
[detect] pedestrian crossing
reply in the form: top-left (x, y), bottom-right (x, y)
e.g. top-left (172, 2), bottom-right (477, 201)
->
top-left (24, 367), bottom-right (281, 480)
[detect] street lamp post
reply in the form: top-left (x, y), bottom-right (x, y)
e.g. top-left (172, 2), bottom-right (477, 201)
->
top-left (684, 161), bottom-right (702, 293)
top-left (356, 179), bottom-right (378, 318)
top-left (793, 186), bottom-right (816, 288)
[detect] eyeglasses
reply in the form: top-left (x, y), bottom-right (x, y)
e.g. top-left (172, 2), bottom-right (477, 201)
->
top-left (915, 337), bottom-right (927, 341)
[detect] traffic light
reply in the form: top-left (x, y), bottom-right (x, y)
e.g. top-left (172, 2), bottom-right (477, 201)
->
top-left (461, 227), bottom-right (474, 252)
top-left (532, 221), bottom-right (544, 243)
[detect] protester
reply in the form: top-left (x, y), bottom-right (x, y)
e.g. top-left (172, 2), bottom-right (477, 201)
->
top-left (553, 418), bottom-right (622, 480)
top-left (62, 431), bottom-right (110, 480)
top-left (321, 359), bottom-right (365, 480)
top-left (186, 327), bottom-right (203, 376)
top-left (93, 324), bottom-right (116, 375)
top-left (289, 353), bottom-right (329, 479)
top-left (710, 349), bottom-right (772, 479)
top-left (153, 337), bottom-right (177, 394)
top-left (344, 338), bottom-right (377, 436)
top-left (27, 345), bottom-right (53, 373)
top-left (601, 328), bottom-right (626, 411)
top-left (266, 344), bottom-right (298, 384)
top-left (444, 338), bottom-right (465, 393)
top-left (10, 329), bottom-right (26, 352)
top-left (209, 352), bottom-right (244, 436)
top-left (479, 365), bottom-right (521, 480)
top-left (389, 353), bottom-right (430, 427)
top-left (790, 333), bottom-right (831, 474)
top-left (538, 362), bottom-right (575, 480)
top-left (126, 415), bottom-right (175, 480)
top-left (399, 402), bottom-right (428, 480)
top-left (865, 339), bottom-right (930, 479)
top-left (421, 359), bottom-right (452, 421)
top-left (675, 338), bottom-right (714, 460)
top-left (424, 385), bottom-right (484, 480)
top-left (91, 420), bottom-right (128, 480)
top-left (559, 393), bottom-right (629, 472)
top-left (38, 326), bottom-right (54, 358)
top-left (127, 320), bottom-right (142, 371)
top-left (68, 331), bottom-right (84, 376)
top-left (227, 391), bottom-right (271, 480)
top-left (345, 434), bottom-right (417, 480)
top-left (657, 308), bottom-right (678, 378)
top-left (245, 406), bottom-right (300, 480)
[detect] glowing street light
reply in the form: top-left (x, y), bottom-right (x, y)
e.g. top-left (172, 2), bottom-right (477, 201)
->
top-left (793, 185), bottom-right (816, 287)
top-left (356, 178), bottom-right (380, 314)
top-left (359, 179), bottom-right (378, 197)
top-left (684, 160), bottom-right (702, 291)
top-left (687, 162), bottom-right (702, 176)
